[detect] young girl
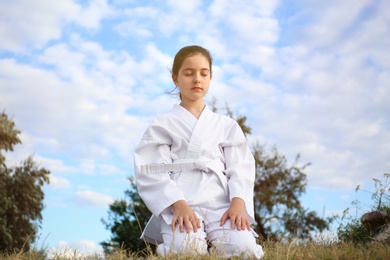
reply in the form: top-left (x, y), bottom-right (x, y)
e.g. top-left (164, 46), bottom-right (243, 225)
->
top-left (134, 45), bottom-right (264, 259)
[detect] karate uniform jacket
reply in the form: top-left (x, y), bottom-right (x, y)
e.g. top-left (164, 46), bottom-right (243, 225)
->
top-left (133, 104), bottom-right (256, 244)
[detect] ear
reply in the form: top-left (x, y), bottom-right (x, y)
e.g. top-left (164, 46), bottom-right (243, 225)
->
top-left (172, 74), bottom-right (178, 85)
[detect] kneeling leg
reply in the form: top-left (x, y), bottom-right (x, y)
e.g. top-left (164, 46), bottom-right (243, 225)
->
top-left (206, 220), bottom-right (264, 259)
top-left (156, 220), bottom-right (208, 256)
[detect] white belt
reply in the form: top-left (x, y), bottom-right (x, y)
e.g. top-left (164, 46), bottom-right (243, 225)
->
top-left (141, 159), bottom-right (219, 174)
top-left (141, 158), bottom-right (228, 196)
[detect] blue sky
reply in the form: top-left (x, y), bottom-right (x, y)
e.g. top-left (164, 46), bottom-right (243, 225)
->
top-left (1, 0), bottom-right (389, 256)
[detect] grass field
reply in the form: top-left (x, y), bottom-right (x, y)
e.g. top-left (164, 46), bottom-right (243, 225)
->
top-left (2, 240), bottom-right (389, 260)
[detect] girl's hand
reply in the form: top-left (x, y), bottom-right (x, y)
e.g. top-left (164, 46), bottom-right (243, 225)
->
top-left (220, 197), bottom-right (251, 231)
top-left (171, 200), bottom-right (201, 233)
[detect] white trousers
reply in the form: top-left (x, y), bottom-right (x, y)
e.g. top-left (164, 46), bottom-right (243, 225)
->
top-left (156, 219), bottom-right (264, 259)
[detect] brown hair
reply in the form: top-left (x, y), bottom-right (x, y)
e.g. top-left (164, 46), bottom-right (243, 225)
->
top-left (171, 45), bottom-right (213, 76)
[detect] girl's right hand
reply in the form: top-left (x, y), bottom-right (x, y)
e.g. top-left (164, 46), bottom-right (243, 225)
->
top-left (171, 200), bottom-right (201, 233)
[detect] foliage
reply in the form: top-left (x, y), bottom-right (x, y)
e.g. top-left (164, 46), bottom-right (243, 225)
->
top-left (337, 211), bottom-right (371, 244)
top-left (251, 143), bottom-right (331, 240)
top-left (337, 173), bottom-right (390, 244)
top-left (101, 177), bottom-right (152, 255)
top-left (363, 173), bottom-right (390, 211)
top-left (0, 111), bottom-right (50, 252)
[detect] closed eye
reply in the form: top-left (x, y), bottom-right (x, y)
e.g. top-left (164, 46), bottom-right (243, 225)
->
top-left (182, 68), bottom-right (210, 77)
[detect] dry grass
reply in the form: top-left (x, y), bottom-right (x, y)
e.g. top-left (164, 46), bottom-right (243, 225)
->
top-left (0, 250), bottom-right (45, 260)
top-left (1, 240), bottom-right (389, 260)
top-left (261, 240), bottom-right (389, 260)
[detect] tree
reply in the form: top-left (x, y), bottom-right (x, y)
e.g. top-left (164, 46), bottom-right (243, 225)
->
top-left (251, 143), bottom-right (332, 240)
top-left (0, 111), bottom-right (50, 252)
top-left (101, 177), bottom-right (152, 255)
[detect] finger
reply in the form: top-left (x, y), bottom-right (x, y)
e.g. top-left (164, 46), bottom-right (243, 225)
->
top-left (242, 219), bottom-right (247, 231)
top-left (172, 218), bottom-right (178, 231)
top-left (240, 218), bottom-right (246, 231)
top-left (185, 219), bottom-right (192, 234)
top-left (196, 216), bottom-right (201, 228)
top-left (220, 212), bottom-right (228, 226)
top-left (236, 219), bottom-right (242, 231)
top-left (230, 216), bottom-right (236, 229)
top-left (190, 217), bottom-right (198, 233)
top-left (246, 220), bottom-right (251, 231)
top-left (241, 215), bottom-right (250, 231)
top-left (178, 219), bottom-right (184, 233)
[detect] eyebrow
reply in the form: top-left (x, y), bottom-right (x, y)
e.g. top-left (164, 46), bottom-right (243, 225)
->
top-left (182, 68), bottom-right (210, 71)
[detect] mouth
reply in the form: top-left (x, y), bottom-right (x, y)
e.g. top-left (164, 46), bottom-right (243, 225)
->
top-left (192, 86), bottom-right (203, 91)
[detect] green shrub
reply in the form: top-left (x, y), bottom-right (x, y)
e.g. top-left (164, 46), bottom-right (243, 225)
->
top-left (337, 173), bottom-right (390, 244)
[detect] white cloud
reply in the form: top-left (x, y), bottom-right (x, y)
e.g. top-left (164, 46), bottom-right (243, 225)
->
top-left (282, 0), bottom-right (373, 47)
top-left (0, 0), bottom-right (79, 52)
top-left (98, 163), bottom-right (123, 176)
top-left (115, 20), bottom-right (154, 38)
top-left (74, 0), bottom-right (114, 29)
top-left (115, 6), bottom-right (160, 38)
top-left (232, 0), bottom-right (390, 191)
top-left (209, 0), bottom-right (279, 17)
top-left (1, 37), bottom-right (169, 167)
top-left (167, 0), bottom-right (202, 13)
top-left (39, 156), bottom-right (79, 175)
top-left (76, 159), bottom-right (124, 176)
top-left (208, 0), bottom-right (280, 59)
top-left (74, 190), bottom-right (114, 208)
top-left (0, 0), bottom-right (116, 52)
top-left (48, 240), bottom-right (103, 258)
top-left (157, 8), bottom-right (207, 37)
top-left (49, 175), bottom-right (72, 190)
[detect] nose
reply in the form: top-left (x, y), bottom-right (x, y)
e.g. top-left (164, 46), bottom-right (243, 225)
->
top-left (193, 73), bottom-right (201, 83)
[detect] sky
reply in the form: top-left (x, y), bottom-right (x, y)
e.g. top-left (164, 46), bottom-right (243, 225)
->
top-left (0, 0), bottom-right (389, 256)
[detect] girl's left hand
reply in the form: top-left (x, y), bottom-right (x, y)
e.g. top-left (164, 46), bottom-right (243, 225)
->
top-left (220, 197), bottom-right (251, 231)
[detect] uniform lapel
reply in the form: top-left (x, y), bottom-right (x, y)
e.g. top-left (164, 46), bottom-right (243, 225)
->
top-left (186, 106), bottom-right (213, 159)
top-left (171, 104), bottom-right (214, 160)
top-left (172, 104), bottom-right (197, 130)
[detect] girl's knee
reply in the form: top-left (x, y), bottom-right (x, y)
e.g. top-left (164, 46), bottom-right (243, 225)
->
top-left (158, 224), bottom-right (208, 256)
top-left (211, 230), bottom-right (264, 259)
top-left (157, 237), bottom-right (208, 256)
top-left (159, 220), bottom-right (208, 256)
top-left (213, 242), bottom-right (264, 259)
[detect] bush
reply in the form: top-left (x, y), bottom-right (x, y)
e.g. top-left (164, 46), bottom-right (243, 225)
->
top-left (337, 173), bottom-right (390, 244)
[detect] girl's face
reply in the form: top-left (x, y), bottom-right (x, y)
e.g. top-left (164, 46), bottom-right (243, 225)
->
top-left (172, 53), bottom-right (212, 104)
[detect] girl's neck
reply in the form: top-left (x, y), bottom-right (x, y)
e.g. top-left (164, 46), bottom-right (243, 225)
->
top-left (180, 99), bottom-right (205, 119)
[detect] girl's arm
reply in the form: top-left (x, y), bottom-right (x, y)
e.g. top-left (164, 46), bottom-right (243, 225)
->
top-left (134, 125), bottom-right (186, 219)
top-left (221, 121), bottom-right (256, 230)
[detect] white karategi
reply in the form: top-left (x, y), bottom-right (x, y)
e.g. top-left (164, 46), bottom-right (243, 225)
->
top-left (134, 104), bottom-right (264, 259)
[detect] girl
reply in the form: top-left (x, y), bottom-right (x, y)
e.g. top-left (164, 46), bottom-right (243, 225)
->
top-left (134, 45), bottom-right (264, 259)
